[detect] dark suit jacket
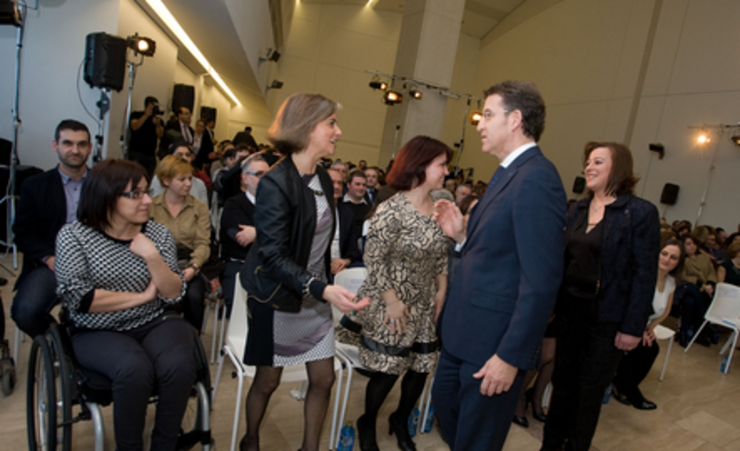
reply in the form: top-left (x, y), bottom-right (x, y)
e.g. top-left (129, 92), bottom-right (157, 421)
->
top-left (13, 168), bottom-right (68, 288)
top-left (220, 193), bottom-right (255, 261)
top-left (159, 121), bottom-right (194, 158)
top-left (194, 132), bottom-right (215, 170)
top-left (439, 146), bottom-right (566, 371)
top-left (337, 202), bottom-right (361, 263)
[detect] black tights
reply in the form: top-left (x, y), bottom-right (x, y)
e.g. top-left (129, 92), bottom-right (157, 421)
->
top-left (242, 357), bottom-right (336, 451)
top-left (363, 370), bottom-right (428, 433)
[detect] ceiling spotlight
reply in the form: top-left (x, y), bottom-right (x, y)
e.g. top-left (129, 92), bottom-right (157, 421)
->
top-left (732, 132), bottom-right (740, 147)
top-left (697, 133), bottom-right (710, 144)
top-left (0, 0), bottom-right (22, 27)
top-left (384, 90), bottom-right (403, 105)
top-left (409, 88), bottom-right (422, 100)
top-left (369, 79), bottom-right (388, 91)
top-left (470, 112), bottom-right (482, 126)
top-left (126, 34), bottom-right (156, 57)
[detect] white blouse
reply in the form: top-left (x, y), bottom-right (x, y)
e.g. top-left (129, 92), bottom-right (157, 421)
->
top-left (648, 274), bottom-right (676, 323)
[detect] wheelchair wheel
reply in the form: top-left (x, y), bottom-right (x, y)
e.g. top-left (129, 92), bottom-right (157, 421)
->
top-left (176, 381), bottom-right (213, 450)
top-left (1, 366), bottom-right (15, 396)
top-left (46, 325), bottom-right (74, 450)
top-left (27, 336), bottom-right (58, 450)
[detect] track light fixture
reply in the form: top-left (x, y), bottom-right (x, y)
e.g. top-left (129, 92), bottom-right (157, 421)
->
top-left (259, 48), bottom-right (281, 63)
top-left (470, 112), bottom-right (482, 126)
top-left (369, 78), bottom-right (388, 91)
top-left (409, 86), bottom-right (422, 100)
top-left (126, 34), bottom-right (156, 57)
top-left (732, 131), bottom-right (740, 147)
top-left (384, 90), bottom-right (403, 105)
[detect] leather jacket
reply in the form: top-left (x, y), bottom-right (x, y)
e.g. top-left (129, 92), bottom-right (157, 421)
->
top-left (240, 156), bottom-right (335, 312)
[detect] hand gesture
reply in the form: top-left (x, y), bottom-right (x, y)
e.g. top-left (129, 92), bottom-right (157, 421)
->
top-left (236, 225), bottom-right (256, 247)
top-left (330, 258), bottom-right (349, 275)
top-left (382, 299), bottom-right (409, 334)
top-left (182, 267), bottom-right (196, 282)
top-left (141, 280), bottom-right (158, 303)
top-left (130, 233), bottom-right (159, 261)
top-left (323, 284), bottom-right (370, 314)
top-left (615, 331), bottom-right (641, 351)
top-left (473, 354), bottom-right (518, 396)
top-left (642, 329), bottom-right (656, 347)
top-left (433, 200), bottom-right (465, 243)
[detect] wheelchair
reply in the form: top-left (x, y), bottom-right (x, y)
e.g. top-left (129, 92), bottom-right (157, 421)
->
top-left (26, 319), bottom-right (214, 451)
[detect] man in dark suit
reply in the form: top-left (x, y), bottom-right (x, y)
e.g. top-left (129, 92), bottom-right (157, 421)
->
top-left (159, 106), bottom-right (194, 158)
top-left (232, 126), bottom-right (258, 150)
top-left (364, 166), bottom-right (380, 204)
top-left (327, 168), bottom-right (361, 274)
top-left (12, 119), bottom-right (92, 337)
top-left (219, 154), bottom-right (268, 316)
top-left (433, 81), bottom-right (566, 450)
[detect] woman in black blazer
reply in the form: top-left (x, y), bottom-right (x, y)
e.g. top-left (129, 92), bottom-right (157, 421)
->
top-left (541, 142), bottom-right (661, 451)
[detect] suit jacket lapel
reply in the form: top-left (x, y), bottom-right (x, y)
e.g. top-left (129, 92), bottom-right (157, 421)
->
top-left (465, 147), bottom-right (542, 241)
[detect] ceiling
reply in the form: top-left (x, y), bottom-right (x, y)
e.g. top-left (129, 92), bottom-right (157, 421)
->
top-left (145, 0), bottom-right (526, 105)
top-left (301, 0), bottom-right (527, 39)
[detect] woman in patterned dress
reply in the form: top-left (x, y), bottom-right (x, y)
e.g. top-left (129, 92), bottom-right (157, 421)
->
top-left (337, 136), bottom-right (452, 451)
top-left (238, 93), bottom-right (370, 451)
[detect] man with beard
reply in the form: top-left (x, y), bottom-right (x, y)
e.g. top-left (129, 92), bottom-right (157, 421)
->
top-left (12, 119), bottom-right (92, 337)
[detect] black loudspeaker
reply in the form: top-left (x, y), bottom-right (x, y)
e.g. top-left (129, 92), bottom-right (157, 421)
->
top-left (172, 84), bottom-right (195, 113)
top-left (573, 176), bottom-right (586, 194)
top-left (0, 0), bottom-right (21, 26)
top-left (84, 32), bottom-right (127, 91)
top-left (660, 183), bottom-right (680, 205)
top-left (200, 106), bottom-right (217, 123)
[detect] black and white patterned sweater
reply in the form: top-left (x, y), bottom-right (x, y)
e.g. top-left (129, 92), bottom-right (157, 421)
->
top-left (55, 220), bottom-right (186, 332)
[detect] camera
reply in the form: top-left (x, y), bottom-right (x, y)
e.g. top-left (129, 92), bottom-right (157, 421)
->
top-left (152, 103), bottom-right (163, 116)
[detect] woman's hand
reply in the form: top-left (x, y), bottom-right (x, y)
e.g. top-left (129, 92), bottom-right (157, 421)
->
top-left (383, 297), bottom-right (410, 334)
top-left (615, 331), bottom-right (641, 351)
top-left (140, 280), bottom-right (158, 304)
top-left (642, 329), bottom-right (656, 347)
top-left (182, 267), bottom-right (196, 282)
top-left (703, 283), bottom-right (715, 298)
top-left (330, 258), bottom-right (350, 275)
top-left (130, 233), bottom-right (159, 261)
top-left (433, 200), bottom-right (466, 243)
top-left (323, 285), bottom-right (370, 314)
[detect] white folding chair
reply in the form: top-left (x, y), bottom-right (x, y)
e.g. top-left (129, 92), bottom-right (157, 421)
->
top-left (685, 283), bottom-right (740, 374)
top-left (212, 274), bottom-right (345, 451)
top-left (653, 324), bottom-right (675, 381)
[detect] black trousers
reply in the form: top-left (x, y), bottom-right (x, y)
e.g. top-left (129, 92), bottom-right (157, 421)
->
top-left (613, 339), bottom-right (660, 402)
top-left (182, 276), bottom-right (207, 333)
top-left (72, 314), bottom-right (198, 451)
top-left (542, 293), bottom-right (622, 451)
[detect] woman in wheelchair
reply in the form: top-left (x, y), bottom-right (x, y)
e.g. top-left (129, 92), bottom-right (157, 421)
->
top-left (54, 159), bottom-right (198, 451)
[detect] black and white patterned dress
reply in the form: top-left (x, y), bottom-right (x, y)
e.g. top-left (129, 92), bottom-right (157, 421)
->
top-left (337, 193), bottom-right (448, 375)
top-left (272, 173), bottom-right (335, 366)
top-left (55, 220), bottom-right (186, 331)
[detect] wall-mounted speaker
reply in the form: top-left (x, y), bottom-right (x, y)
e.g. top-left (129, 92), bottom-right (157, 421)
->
top-left (660, 183), bottom-right (679, 205)
top-left (200, 106), bottom-right (217, 123)
top-left (172, 84), bottom-right (195, 114)
top-left (573, 176), bottom-right (586, 194)
top-left (84, 32), bottom-right (127, 91)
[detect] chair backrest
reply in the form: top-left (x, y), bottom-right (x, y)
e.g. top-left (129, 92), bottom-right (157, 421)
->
top-left (226, 273), bottom-right (249, 361)
top-left (332, 267), bottom-right (368, 325)
top-left (705, 283), bottom-right (740, 325)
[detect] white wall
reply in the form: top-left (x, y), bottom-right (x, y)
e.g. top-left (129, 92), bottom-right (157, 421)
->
top-left (461, 0), bottom-right (740, 230)
top-left (0, 0), bottom-right (120, 170)
top-left (273, 3), bottom-right (403, 166)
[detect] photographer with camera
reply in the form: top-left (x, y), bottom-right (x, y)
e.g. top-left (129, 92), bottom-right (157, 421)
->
top-left (128, 96), bottom-right (164, 176)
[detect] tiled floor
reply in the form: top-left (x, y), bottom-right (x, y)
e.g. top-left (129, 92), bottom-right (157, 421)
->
top-left (1, 251), bottom-right (739, 450)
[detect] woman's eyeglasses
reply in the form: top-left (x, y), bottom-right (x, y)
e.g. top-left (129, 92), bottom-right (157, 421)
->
top-left (119, 189), bottom-right (153, 200)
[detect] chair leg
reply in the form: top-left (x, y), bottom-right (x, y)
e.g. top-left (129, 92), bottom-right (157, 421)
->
top-left (218, 307), bottom-right (228, 363)
top-left (212, 348), bottom-right (226, 404)
top-left (210, 298), bottom-right (220, 365)
top-left (720, 331), bottom-right (735, 356)
top-left (13, 326), bottom-right (20, 364)
top-left (684, 320), bottom-right (708, 353)
top-left (660, 336), bottom-right (673, 381)
top-left (202, 300), bottom-right (211, 337)
top-left (420, 375), bottom-right (434, 434)
top-left (336, 355), bottom-right (353, 448)
top-left (725, 329), bottom-right (739, 375)
top-left (329, 360), bottom-right (343, 451)
top-left (86, 402), bottom-right (105, 451)
top-left (230, 371), bottom-right (245, 451)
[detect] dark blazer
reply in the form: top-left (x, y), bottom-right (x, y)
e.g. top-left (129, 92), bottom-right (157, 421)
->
top-left (158, 121), bottom-right (194, 158)
top-left (13, 168), bottom-right (68, 288)
top-left (439, 146), bottom-right (566, 370)
top-left (194, 132), bottom-right (215, 170)
top-left (220, 193), bottom-right (255, 261)
top-left (559, 194), bottom-right (660, 336)
top-left (240, 156), bottom-right (335, 311)
top-left (337, 202), bottom-right (361, 263)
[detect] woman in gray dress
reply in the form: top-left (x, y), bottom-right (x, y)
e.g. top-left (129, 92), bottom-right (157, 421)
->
top-left (239, 93), bottom-right (370, 451)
